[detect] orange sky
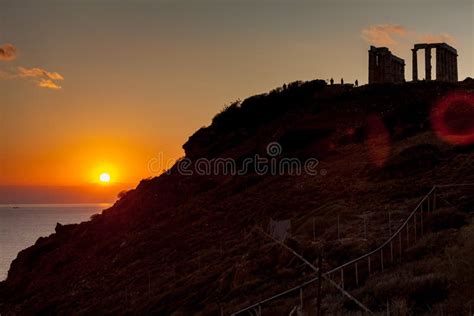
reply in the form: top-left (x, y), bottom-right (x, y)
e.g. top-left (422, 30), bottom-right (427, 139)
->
top-left (0, 1), bottom-right (472, 202)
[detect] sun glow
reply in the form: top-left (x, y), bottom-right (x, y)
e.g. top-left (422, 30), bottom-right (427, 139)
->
top-left (99, 173), bottom-right (111, 183)
top-left (89, 162), bottom-right (120, 185)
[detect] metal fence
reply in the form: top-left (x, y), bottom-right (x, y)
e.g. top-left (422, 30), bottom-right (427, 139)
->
top-left (230, 184), bottom-right (474, 315)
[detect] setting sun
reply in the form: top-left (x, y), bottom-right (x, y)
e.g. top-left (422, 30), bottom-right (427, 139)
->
top-left (99, 173), bottom-right (111, 183)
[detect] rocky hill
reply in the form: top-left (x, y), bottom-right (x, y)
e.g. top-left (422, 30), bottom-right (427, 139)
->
top-left (1, 79), bottom-right (474, 315)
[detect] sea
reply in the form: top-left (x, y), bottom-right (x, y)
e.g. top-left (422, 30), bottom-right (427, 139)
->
top-left (0, 203), bottom-right (109, 281)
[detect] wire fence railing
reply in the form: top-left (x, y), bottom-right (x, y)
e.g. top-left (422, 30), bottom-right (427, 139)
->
top-left (230, 184), bottom-right (474, 315)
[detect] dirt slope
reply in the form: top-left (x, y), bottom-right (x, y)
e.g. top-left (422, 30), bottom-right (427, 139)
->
top-left (1, 79), bottom-right (474, 315)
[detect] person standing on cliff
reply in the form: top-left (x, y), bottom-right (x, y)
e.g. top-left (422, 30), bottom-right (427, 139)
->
top-left (330, 78), bottom-right (334, 85)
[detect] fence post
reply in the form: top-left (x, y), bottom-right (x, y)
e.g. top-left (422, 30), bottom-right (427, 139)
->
top-left (420, 204), bottom-right (424, 235)
top-left (390, 240), bottom-right (394, 262)
top-left (399, 232), bottom-right (402, 260)
top-left (427, 193), bottom-right (431, 213)
top-left (414, 214), bottom-right (417, 242)
top-left (300, 287), bottom-right (304, 309)
top-left (381, 249), bottom-right (384, 272)
top-left (406, 221), bottom-right (410, 246)
top-left (368, 255), bottom-right (371, 274)
top-left (355, 262), bottom-right (359, 286)
top-left (316, 254), bottom-right (323, 316)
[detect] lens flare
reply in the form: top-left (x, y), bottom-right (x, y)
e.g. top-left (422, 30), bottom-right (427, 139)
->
top-left (431, 92), bottom-right (474, 145)
top-left (365, 114), bottom-right (391, 167)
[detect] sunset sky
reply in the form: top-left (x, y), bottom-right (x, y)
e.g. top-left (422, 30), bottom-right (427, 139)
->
top-left (1, 0), bottom-right (473, 202)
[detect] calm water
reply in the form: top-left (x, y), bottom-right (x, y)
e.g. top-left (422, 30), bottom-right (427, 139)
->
top-left (0, 204), bottom-right (109, 281)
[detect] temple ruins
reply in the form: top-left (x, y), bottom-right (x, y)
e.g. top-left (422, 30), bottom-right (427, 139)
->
top-left (368, 46), bottom-right (405, 84)
top-left (412, 43), bottom-right (458, 82)
top-left (368, 42), bottom-right (458, 84)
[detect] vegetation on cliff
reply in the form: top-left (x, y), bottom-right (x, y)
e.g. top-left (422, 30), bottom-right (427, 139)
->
top-left (1, 79), bottom-right (474, 315)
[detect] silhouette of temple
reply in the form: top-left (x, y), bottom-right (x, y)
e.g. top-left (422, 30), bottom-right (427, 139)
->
top-left (412, 43), bottom-right (458, 82)
top-left (368, 43), bottom-right (458, 85)
top-left (368, 46), bottom-right (405, 84)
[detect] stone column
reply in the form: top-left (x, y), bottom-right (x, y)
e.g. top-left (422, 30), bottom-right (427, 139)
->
top-left (412, 49), bottom-right (418, 81)
top-left (453, 53), bottom-right (458, 82)
top-left (447, 50), bottom-right (452, 81)
top-left (449, 52), bottom-right (454, 81)
top-left (448, 53), bottom-right (454, 81)
top-left (436, 47), bottom-right (441, 81)
top-left (441, 49), bottom-right (447, 81)
top-left (425, 47), bottom-right (432, 81)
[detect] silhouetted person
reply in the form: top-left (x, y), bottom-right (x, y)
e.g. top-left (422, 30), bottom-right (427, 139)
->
top-left (341, 78), bottom-right (344, 85)
top-left (355, 79), bottom-right (359, 87)
top-left (330, 78), bottom-right (334, 85)
top-left (283, 83), bottom-right (287, 90)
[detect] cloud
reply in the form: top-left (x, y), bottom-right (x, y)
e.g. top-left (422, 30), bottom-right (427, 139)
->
top-left (361, 24), bottom-right (407, 46)
top-left (0, 66), bottom-right (64, 90)
top-left (418, 32), bottom-right (457, 45)
top-left (361, 24), bottom-right (457, 48)
top-left (0, 43), bottom-right (17, 61)
top-left (17, 66), bottom-right (64, 81)
top-left (38, 79), bottom-right (62, 90)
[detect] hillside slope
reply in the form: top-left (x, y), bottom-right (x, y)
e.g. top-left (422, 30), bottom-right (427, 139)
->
top-left (1, 79), bottom-right (474, 315)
